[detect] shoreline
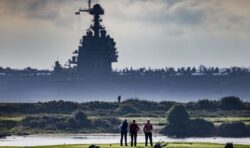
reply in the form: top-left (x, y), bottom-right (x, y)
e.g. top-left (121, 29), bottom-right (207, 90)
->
top-left (1, 134), bottom-right (250, 147)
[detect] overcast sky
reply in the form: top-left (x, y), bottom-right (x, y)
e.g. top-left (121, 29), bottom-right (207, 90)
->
top-left (0, 0), bottom-right (249, 70)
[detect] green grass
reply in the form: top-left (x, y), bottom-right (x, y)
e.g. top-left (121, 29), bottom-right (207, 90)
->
top-left (1, 142), bottom-right (250, 148)
top-left (119, 117), bottom-right (166, 124)
top-left (1, 115), bottom-right (250, 125)
top-left (204, 117), bottom-right (250, 125)
top-left (120, 117), bottom-right (250, 126)
top-left (0, 116), bottom-right (25, 121)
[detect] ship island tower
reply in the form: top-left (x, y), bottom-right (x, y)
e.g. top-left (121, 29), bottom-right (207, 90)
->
top-left (69, 0), bottom-right (118, 76)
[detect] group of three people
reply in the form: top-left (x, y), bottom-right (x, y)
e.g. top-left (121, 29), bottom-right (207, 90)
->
top-left (120, 119), bottom-right (153, 147)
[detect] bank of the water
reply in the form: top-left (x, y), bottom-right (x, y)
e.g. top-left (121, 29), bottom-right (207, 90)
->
top-left (1, 134), bottom-right (250, 147)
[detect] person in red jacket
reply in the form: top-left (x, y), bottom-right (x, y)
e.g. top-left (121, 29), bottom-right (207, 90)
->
top-left (143, 120), bottom-right (153, 146)
top-left (129, 120), bottom-right (140, 147)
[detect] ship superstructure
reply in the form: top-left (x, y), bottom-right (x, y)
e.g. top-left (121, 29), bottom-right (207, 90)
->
top-left (69, 1), bottom-right (118, 76)
top-left (0, 0), bottom-right (250, 101)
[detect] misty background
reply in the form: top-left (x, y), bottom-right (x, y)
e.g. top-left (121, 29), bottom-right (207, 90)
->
top-left (0, 0), bottom-right (249, 70)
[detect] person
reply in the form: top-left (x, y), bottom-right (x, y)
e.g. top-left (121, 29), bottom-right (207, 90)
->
top-left (120, 119), bottom-right (128, 146)
top-left (129, 120), bottom-right (140, 147)
top-left (117, 96), bottom-right (121, 103)
top-left (143, 120), bottom-right (153, 146)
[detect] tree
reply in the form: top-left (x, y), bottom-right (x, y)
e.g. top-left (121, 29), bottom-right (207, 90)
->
top-left (164, 105), bottom-right (215, 137)
top-left (197, 99), bottom-right (217, 110)
top-left (220, 96), bottom-right (244, 110)
top-left (219, 122), bottom-right (250, 137)
top-left (187, 119), bottom-right (215, 136)
top-left (167, 105), bottom-right (189, 125)
top-left (73, 110), bottom-right (88, 122)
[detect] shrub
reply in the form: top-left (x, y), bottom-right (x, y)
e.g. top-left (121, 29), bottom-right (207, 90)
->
top-left (65, 117), bottom-right (80, 129)
top-left (0, 120), bottom-right (18, 129)
top-left (92, 117), bottom-right (120, 132)
top-left (162, 105), bottom-right (215, 137)
top-left (220, 96), bottom-right (244, 110)
top-left (187, 119), bottom-right (215, 136)
top-left (117, 104), bottom-right (140, 115)
top-left (73, 110), bottom-right (89, 123)
top-left (167, 105), bottom-right (189, 126)
top-left (22, 116), bottom-right (64, 129)
top-left (65, 110), bottom-right (90, 129)
top-left (218, 122), bottom-right (250, 137)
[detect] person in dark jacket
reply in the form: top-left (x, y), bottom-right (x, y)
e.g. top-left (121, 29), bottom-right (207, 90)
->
top-left (143, 120), bottom-right (153, 146)
top-left (129, 120), bottom-right (140, 147)
top-left (120, 119), bottom-right (128, 146)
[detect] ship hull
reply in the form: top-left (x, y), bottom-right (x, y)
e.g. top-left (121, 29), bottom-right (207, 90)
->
top-left (1, 75), bottom-right (250, 102)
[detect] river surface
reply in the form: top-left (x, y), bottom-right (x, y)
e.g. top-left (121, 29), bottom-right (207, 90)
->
top-left (1, 134), bottom-right (250, 146)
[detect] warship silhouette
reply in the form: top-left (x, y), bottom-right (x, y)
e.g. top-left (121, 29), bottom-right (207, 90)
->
top-left (1, 0), bottom-right (250, 102)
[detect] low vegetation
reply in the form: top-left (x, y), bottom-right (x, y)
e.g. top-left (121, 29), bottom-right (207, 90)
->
top-left (1, 96), bottom-right (250, 137)
top-left (1, 96), bottom-right (250, 117)
top-left (161, 105), bottom-right (250, 137)
top-left (0, 110), bottom-right (120, 136)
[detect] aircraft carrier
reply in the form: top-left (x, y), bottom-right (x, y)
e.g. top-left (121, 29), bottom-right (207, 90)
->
top-left (1, 1), bottom-right (250, 102)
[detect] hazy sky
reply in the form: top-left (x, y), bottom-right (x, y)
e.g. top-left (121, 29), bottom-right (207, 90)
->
top-left (0, 0), bottom-right (250, 70)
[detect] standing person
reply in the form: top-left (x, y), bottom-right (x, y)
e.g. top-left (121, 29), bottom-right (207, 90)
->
top-left (120, 119), bottom-right (128, 146)
top-left (129, 120), bottom-right (140, 147)
top-left (143, 120), bottom-right (153, 146)
top-left (117, 96), bottom-right (121, 103)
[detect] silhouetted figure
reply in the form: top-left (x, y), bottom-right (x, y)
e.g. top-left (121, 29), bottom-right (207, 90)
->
top-left (143, 120), bottom-right (153, 146)
top-left (129, 120), bottom-right (140, 147)
top-left (117, 96), bottom-right (121, 103)
top-left (120, 119), bottom-right (128, 146)
top-left (225, 143), bottom-right (233, 148)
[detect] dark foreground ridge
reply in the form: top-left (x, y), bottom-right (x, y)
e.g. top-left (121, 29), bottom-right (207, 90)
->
top-left (1, 0), bottom-right (250, 101)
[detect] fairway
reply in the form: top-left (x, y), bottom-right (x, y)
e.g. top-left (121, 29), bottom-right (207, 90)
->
top-left (1, 142), bottom-right (250, 148)
top-left (120, 117), bottom-right (250, 125)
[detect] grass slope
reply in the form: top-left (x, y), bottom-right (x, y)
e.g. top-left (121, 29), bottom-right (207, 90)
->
top-left (1, 143), bottom-right (250, 148)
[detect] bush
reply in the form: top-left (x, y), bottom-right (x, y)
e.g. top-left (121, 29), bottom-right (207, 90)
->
top-left (162, 105), bottom-right (215, 137)
top-left (0, 120), bottom-right (18, 129)
top-left (187, 119), bottom-right (215, 136)
top-left (65, 110), bottom-right (90, 129)
top-left (64, 117), bottom-right (79, 129)
top-left (162, 119), bottom-right (215, 137)
top-left (218, 122), bottom-right (250, 137)
top-left (22, 116), bottom-right (64, 129)
top-left (73, 110), bottom-right (89, 124)
top-left (117, 104), bottom-right (140, 115)
top-left (92, 118), bottom-right (120, 133)
top-left (196, 99), bottom-right (217, 110)
top-left (220, 96), bottom-right (244, 110)
top-left (167, 105), bottom-right (189, 126)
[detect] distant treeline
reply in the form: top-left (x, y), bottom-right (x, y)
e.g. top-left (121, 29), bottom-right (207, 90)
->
top-left (116, 66), bottom-right (250, 76)
top-left (1, 65), bottom-right (250, 77)
top-left (0, 96), bottom-right (250, 117)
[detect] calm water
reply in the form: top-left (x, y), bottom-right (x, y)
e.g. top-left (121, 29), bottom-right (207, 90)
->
top-left (1, 134), bottom-right (250, 146)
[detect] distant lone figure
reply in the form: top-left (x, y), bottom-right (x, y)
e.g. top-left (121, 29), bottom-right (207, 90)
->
top-left (120, 119), bottom-right (128, 146)
top-left (143, 120), bottom-right (153, 146)
top-left (129, 120), bottom-right (140, 147)
top-left (117, 96), bottom-right (121, 103)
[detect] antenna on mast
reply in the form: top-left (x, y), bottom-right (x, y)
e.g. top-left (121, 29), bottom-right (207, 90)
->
top-left (88, 0), bottom-right (91, 9)
top-left (75, 0), bottom-right (92, 15)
